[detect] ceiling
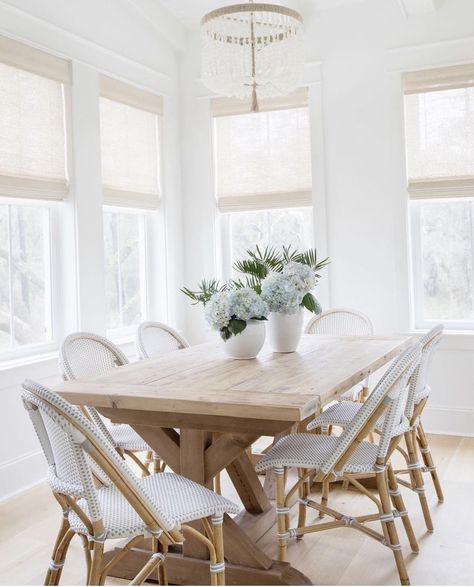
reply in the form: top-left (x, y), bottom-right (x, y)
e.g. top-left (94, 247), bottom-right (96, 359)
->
top-left (157, 0), bottom-right (368, 29)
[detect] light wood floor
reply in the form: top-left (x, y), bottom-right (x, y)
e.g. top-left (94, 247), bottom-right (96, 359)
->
top-left (1, 434), bottom-right (473, 586)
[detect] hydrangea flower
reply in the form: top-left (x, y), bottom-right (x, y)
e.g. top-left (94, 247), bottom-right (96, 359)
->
top-left (283, 261), bottom-right (317, 294)
top-left (204, 288), bottom-right (268, 332)
top-left (226, 288), bottom-right (268, 322)
top-left (261, 272), bottom-right (302, 314)
top-left (204, 291), bottom-right (231, 331)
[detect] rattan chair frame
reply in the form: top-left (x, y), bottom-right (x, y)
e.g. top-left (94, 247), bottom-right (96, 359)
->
top-left (255, 343), bottom-right (422, 586)
top-left (22, 380), bottom-right (233, 586)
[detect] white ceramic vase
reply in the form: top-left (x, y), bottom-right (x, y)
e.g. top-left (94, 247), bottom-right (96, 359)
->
top-left (222, 319), bottom-right (266, 359)
top-left (267, 307), bottom-right (304, 353)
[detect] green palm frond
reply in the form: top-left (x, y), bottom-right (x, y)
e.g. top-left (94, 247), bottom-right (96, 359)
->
top-left (232, 258), bottom-right (269, 280)
top-left (230, 275), bottom-right (262, 294)
top-left (180, 278), bottom-right (227, 305)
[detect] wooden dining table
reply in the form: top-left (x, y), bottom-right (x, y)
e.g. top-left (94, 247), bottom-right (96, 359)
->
top-left (53, 333), bottom-right (411, 585)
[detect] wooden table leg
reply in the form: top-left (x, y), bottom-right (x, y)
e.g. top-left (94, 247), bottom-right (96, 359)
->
top-left (180, 429), bottom-right (213, 560)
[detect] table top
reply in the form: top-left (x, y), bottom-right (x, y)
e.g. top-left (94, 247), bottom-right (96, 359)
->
top-left (53, 334), bottom-right (411, 424)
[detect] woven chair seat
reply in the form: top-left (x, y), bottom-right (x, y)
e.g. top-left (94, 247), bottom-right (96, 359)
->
top-left (107, 423), bottom-right (153, 452)
top-left (69, 472), bottom-right (240, 540)
top-left (307, 401), bottom-right (410, 437)
top-left (255, 434), bottom-right (381, 475)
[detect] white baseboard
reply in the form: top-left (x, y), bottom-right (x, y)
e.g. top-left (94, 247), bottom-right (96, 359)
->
top-left (0, 448), bottom-right (45, 503)
top-left (423, 404), bottom-right (474, 437)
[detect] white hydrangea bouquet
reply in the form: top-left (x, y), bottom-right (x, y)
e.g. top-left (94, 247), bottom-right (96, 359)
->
top-left (234, 245), bottom-right (329, 315)
top-left (233, 246), bottom-right (329, 352)
top-left (181, 280), bottom-right (268, 341)
top-left (204, 287), bottom-right (268, 340)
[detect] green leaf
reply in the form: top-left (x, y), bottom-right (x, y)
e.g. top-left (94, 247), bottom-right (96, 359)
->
top-left (181, 279), bottom-right (227, 306)
top-left (302, 292), bottom-right (322, 315)
top-left (228, 318), bottom-right (247, 336)
top-left (220, 327), bottom-right (232, 341)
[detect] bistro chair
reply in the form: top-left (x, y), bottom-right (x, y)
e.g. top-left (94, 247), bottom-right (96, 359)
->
top-left (59, 332), bottom-right (162, 476)
top-left (136, 321), bottom-right (189, 360)
top-left (305, 308), bottom-right (374, 402)
top-left (22, 379), bottom-right (239, 586)
top-left (307, 325), bottom-right (444, 531)
top-left (255, 343), bottom-right (422, 586)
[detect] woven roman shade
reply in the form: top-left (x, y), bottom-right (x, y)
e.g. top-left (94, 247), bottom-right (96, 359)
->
top-left (211, 88), bottom-right (312, 212)
top-left (99, 75), bottom-right (162, 209)
top-left (403, 64), bottom-right (474, 199)
top-left (0, 36), bottom-right (70, 200)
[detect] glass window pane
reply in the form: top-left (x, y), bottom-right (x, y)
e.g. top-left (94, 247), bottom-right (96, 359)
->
top-left (230, 207), bottom-right (313, 266)
top-left (418, 200), bottom-right (474, 321)
top-left (0, 203), bottom-right (51, 353)
top-left (104, 209), bottom-right (146, 332)
top-left (0, 205), bottom-right (10, 352)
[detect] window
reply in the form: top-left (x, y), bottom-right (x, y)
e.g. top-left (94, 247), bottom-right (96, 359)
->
top-left (212, 88), bottom-right (313, 273)
top-left (0, 36), bottom-right (69, 358)
top-left (99, 76), bottom-right (163, 337)
top-left (404, 64), bottom-right (474, 328)
top-left (103, 209), bottom-right (147, 335)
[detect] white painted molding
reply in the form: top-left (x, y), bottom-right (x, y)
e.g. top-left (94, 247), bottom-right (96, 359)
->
top-left (122, 0), bottom-right (186, 53)
top-left (397, 0), bottom-right (439, 18)
top-left (385, 34), bottom-right (474, 73)
top-left (0, 448), bottom-right (45, 502)
top-left (0, 1), bottom-right (174, 94)
top-left (423, 405), bottom-right (474, 438)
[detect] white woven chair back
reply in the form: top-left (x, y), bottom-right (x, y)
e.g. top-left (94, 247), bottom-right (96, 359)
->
top-left (405, 324), bottom-right (443, 418)
top-left (22, 379), bottom-right (177, 534)
top-left (319, 343), bottom-right (422, 475)
top-left (59, 332), bottom-right (129, 447)
top-left (59, 332), bottom-right (128, 380)
top-left (305, 308), bottom-right (374, 336)
top-left (136, 321), bottom-right (189, 360)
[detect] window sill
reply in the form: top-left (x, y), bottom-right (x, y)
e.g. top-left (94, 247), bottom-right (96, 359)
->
top-left (407, 329), bottom-right (474, 351)
top-left (0, 349), bottom-right (60, 388)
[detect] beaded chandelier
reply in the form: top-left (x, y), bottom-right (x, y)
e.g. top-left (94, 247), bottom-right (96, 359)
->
top-left (201, 1), bottom-right (304, 111)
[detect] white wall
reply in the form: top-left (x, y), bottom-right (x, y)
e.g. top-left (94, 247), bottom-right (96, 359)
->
top-left (179, 0), bottom-right (474, 435)
top-left (0, 0), bottom-right (186, 501)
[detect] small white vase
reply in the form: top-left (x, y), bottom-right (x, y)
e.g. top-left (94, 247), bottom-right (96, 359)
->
top-left (222, 319), bottom-right (266, 359)
top-left (267, 308), bottom-right (304, 353)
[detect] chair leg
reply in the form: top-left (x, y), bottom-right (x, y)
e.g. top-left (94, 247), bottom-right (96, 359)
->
top-left (416, 421), bottom-right (444, 503)
top-left (275, 467), bottom-right (289, 562)
top-left (45, 525), bottom-right (75, 586)
top-left (376, 469), bottom-right (410, 586)
top-left (214, 473), bottom-right (221, 495)
top-left (153, 453), bottom-right (161, 475)
top-left (387, 465), bottom-right (419, 554)
top-left (88, 542), bottom-right (104, 586)
top-left (212, 515), bottom-right (226, 586)
top-left (44, 514), bottom-right (70, 586)
top-left (144, 450), bottom-right (153, 473)
top-left (319, 478), bottom-right (329, 519)
top-left (405, 430), bottom-right (433, 533)
top-left (296, 469), bottom-right (307, 540)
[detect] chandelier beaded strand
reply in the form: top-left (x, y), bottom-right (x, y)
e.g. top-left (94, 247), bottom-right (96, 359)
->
top-left (201, 2), bottom-right (304, 112)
